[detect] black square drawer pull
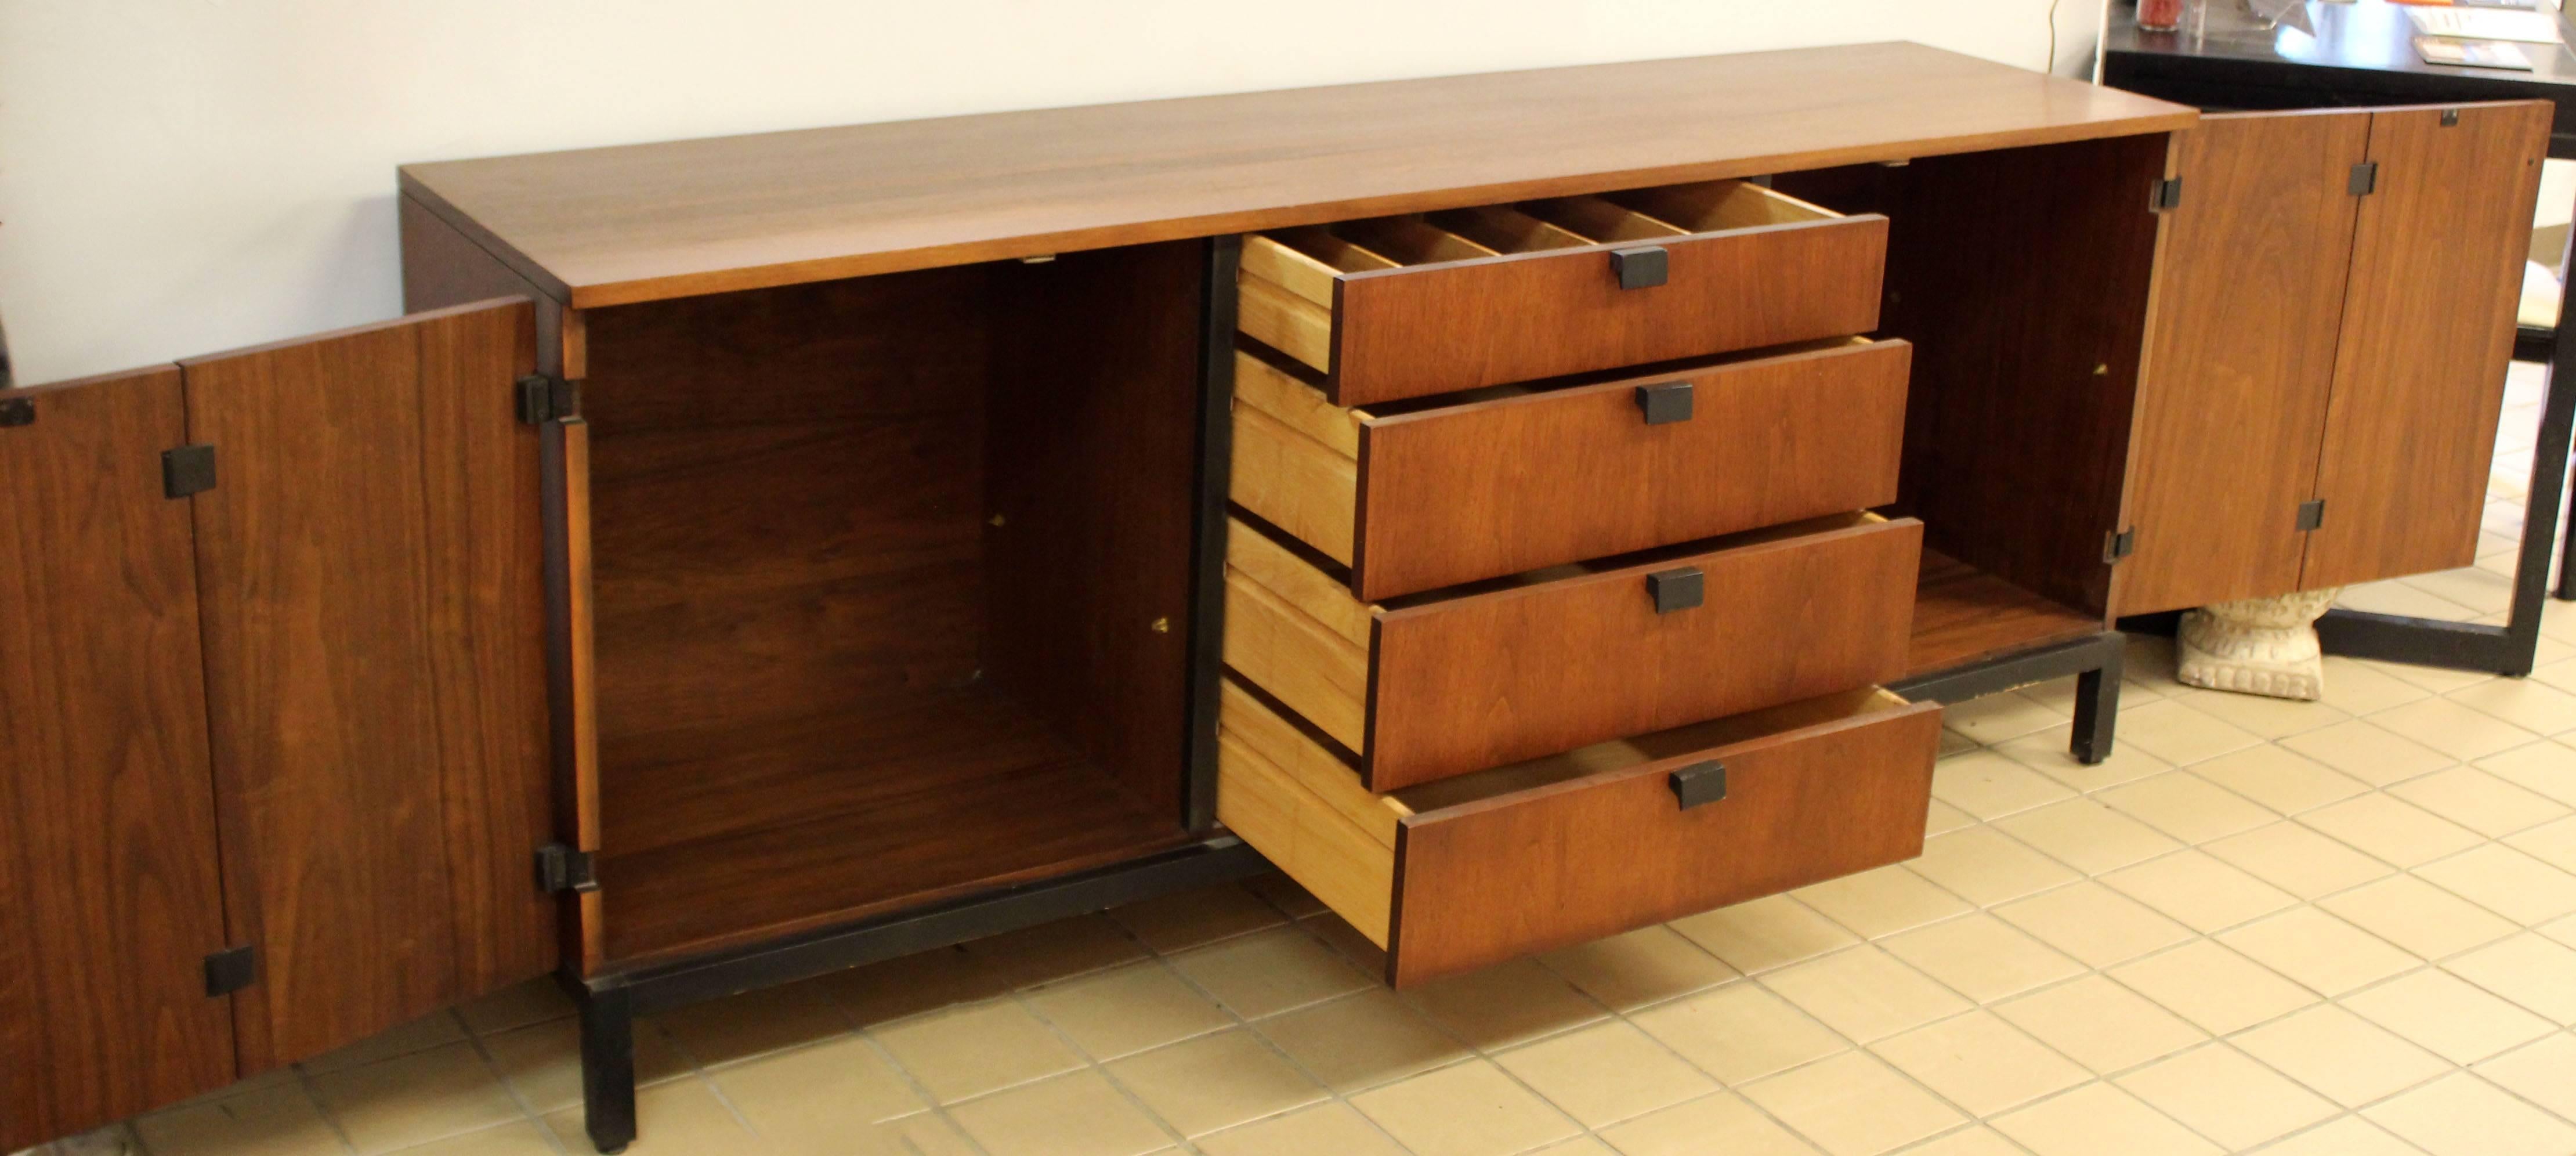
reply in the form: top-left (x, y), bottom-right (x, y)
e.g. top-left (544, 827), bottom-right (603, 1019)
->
top-left (1634, 381), bottom-right (1694, 425)
top-left (1648, 566), bottom-right (1703, 614)
top-left (1611, 246), bottom-right (1668, 290)
top-left (1669, 760), bottom-right (1728, 810)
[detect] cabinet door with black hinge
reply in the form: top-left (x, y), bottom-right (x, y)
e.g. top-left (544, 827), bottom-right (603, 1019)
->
top-left (180, 298), bottom-right (559, 1071)
top-left (0, 369), bottom-right (238, 1150)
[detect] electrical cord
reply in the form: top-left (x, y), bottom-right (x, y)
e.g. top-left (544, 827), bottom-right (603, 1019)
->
top-left (2047, 0), bottom-right (2064, 75)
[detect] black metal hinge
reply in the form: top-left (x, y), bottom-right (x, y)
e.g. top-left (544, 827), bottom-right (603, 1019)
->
top-left (2296, 500), bottom-right (2327, 532)
top-left (2149, 178), bottom-right (2184, 213)
top-left (2442, 109), bottom-right (2461, 127)
top-left (2349, 162), bottom-right (2380, 197)
top-left (516, 375), bottom-right (581, 426)
top-left (163, 445), bottom-right (216, 498)
top-left (2104, 528), bottom-right (2137, 563)
top-left (204, 945), bottom-right (256, 997)
top-left (537, 843), bottom-right (599, 895)
top-left (0, 396), bottom-right (32, 428)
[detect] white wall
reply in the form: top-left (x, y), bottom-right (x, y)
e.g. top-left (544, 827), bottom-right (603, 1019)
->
top-left (0, 0), bottom-right (2101, 384)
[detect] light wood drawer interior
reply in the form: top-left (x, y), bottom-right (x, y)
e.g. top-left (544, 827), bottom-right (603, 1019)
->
top-left (1217, 676), bottom-right (1941, 985)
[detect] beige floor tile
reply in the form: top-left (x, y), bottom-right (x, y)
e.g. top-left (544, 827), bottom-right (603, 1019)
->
top-left (968, 913), bottom-right (1153, 991)
top-left (860, 1113), bottom-right (983, 1156)
top-left (1495, 1020), bottom-right (1716, 1129)
top-left (1108, 883), bottom-right (1287, 953)
top-left (1598, 1092), bottom-right (1825, 1156)
top-left (2391, 765), bottom-right (2573, 837)
top-left (1538, 925), bottom-right (1738, 1012)
top-left (2280, 720), bottom-right (2457, 787)
top-left (1993, 974), bottom-right (2205, 1075)
top-left (306, 1042), bottom-right (521, 1155)
top-left (2418, 843), bottom-right (2576, 926)
top-left (2202, 821), bottom-right (2398, 899)
top-left (2401, 567), bottom-right (2517, 616)
top-left (482, 1017), bottom-right (689, 1114)
top-left (2508, 814), bottom-right (2576, 873)
top-left (2446, 933), bottom-right (2576, 1023)
top-left (388, 1120), bottom-right (556, 1155)
top-left (2340, 580), bottom-right (2480, 621)
top-left (1940, 728), bottom-right (1982, 759)
top-left (1195, 1102), bottom-right (1408, 1156)
top-left (2300, 794), bottom-right (2485, 868)
top-left (654, 979), bottom-right (851, 1070)
top-left (2370, 696), bottom-right (2545, 763)
top-left (1529, 1137), bottom-right (1618, 1155)
top-left (1761, 947), bottom-right (1972, 1043)
top-left (1741, 1050), bottom-right (1966, 1156)
top-left (1908, 828), bottom-right (2079, 908)
top-left (299, 1012), bottom-right (469, 1075)
top-left (1168, 926), bottom-right (1369, 1019)
top-left (2107, 941), bottom-right (2317, 1035)
top-left (2186, 746), bottom-right (2369, 816)
top-left (714, 1034), bottom-right (927, 1144)
top-left (2114, 1043), bottom-right (2335, 1151)
top-left (868, 1000), bottom-right (1084, 1103)
top-left (133, 1083), bottom-right (348, 1156)
top-left (1992, 882), bottom-right (2195, 968)
top-left (821, 942), bottom-right (1018, 1029)
top-left (1402, 959), bottom-right (1606, 1050)
top-left (2477, 739), bottom-right (2576, 807)
top-left (2100, 849), bottom-right (2297, 934)
top-left (2549, 913), bottom-right (2576, 949)
top-left (1931, 750), bottom-right (2077, 819)
top-left (1794, 865), bottom-right (1974, 940)
top-left (2364, 1072), bottom-right (2576, 1156)
top-left (2447, 677), bottom-right (2576, 738)
top-left (2169, 687), bottom-right (2350, 740)
top-left (1990, 1083), bottom-right (2221, 1156)
top-left (541, 1080), bottom-right (756, 1156)
top-left (2216, 906), bottom-right (2421, 996)
top-left (1106, 1028), bottom-right (1325, 1138)
top-left (1022, 961), bottom-right (1232, 1060)
top-left (1941, 692), bottom-right (2073, 747)
top-left (1879, 913), bottom-right (2085, 1005)
top-left (1242, 871), bottom-right (1326, 917)
top-left (454, 979), bottom-right (575, 1038)
top-left (946, 1069), bottom-right (1171, 1156)
top-left (2320, 875), bottom-right (2522, 960)
top-left (1923, 798), bottom-right (1978, 837)
top-left (1993, 799), bottom-right (2183, 876)
top-left (1894, 1127), bottom-right (2023, 1155)
top-left (1995, 726), bottom-right (2175, 794)
top-left (1304, 911), bottom-right (1390, 974)
top-left (2256, 1115), bottom-right (2425, 1156)
top-left (1669, 895), bottom-right (1858, 974)
top-left (1630, 982), bottom-right (1849, 1085)
top-left (1252, 989), bottom-right (1468, 1093)
top-left (1348, 1060), bottom-right (1580, 1156)
top-left (2473, 1034), bottom-right (2576, 1122)
top-left (2232, 1005), bottom-right (2450, 1110)
top-left (2319, 656), bottom-right (2437, 716)
top-left (1872, 1010), bottom-right (2086, 1117)
top-left (2115, 699), bottom-right (2266, 767)
top-left (2099, 772), bottom-right (2278, 844)
top-left (2344, 969), bottom-right (2556, 1064)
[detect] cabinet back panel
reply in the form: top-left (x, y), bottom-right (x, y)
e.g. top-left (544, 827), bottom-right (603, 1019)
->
top-left (0, 369), bottom-right (237, 1150)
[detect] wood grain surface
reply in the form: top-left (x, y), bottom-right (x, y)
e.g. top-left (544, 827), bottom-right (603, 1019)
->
top-left (2115, 111), bottom-right (2369, 617)
top-left (399, 44), bottom-right (2193, 307)
top-left (2304, 102), bottom-right (2547, 588)
top-left (0, 370), bottom-right (238, 1150)
top-left (1907, 548), bottom-right (2103, 677)
top-left (184, 300), bottom-right (555, 1068)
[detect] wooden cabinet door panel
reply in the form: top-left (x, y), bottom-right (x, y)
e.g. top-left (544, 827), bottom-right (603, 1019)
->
top-left (0, 370), bottom-right (237, 1150)
top-left (2115, 110), bottom-right (2369, 617)
top-left (183, 299), bottom-right (556, 1069)
top-left (2303, 103), bottom-right (2549, 590)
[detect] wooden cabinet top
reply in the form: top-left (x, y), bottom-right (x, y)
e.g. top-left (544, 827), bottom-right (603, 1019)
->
top-left (399, 41), bottom-right (2195, 309)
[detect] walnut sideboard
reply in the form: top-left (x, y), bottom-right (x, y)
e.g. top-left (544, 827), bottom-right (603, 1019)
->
top-left (0, 43), bottom-right (2542, 1154)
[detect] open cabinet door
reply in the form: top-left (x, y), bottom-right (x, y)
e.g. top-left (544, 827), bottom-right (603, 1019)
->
top-left (0, 371), bottom-right (238, 1150)
top-left (2116, 110), bottom-right (2371, 617)
top-left (180, 299), bottom-right (559, 1070)
top-left (2303, 103), bottom-right (2548, 589)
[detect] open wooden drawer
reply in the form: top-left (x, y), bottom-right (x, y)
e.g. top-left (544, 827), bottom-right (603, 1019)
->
top-left (1223, 510), bottom-right (1923, 792)
top-left (1237, 179), bottom-right (1889, 407)
top-left (1218, 677), bottom-right (1942, 986)
top-left (1235, 337), bottom-right (1913, 599)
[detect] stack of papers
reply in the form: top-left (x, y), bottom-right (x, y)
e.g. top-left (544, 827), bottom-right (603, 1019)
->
top-left (2409, 7), bottom-right (2563, 44)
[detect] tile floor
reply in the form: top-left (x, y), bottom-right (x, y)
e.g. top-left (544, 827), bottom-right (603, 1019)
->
top-left (33, 378), bottom-right (2576, 1156)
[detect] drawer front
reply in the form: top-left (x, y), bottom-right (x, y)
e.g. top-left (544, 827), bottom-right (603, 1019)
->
top-left (1333, 216), bottom-right (1886, 406)
top-left (1356, 339), bottom-right (1911, 599)
top-left (1367, 514), bottom-right (1923, 790)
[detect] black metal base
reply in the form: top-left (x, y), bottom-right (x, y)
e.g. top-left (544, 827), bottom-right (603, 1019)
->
top-left (559, 836), bottom-right (1268, 1154)
top-left (1887, 631), bottom-right (2126, 765)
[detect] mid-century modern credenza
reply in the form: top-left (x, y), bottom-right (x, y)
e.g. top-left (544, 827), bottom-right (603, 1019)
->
top-left (0, 42), bottom-right (2543, 1154)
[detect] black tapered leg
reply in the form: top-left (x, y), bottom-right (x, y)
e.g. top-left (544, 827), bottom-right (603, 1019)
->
top-left (2070, 639), bottom-right (2123, 765)
top-left (578, 984), bottom-right (638, 1155)
top-left (2557, 483), bottom-right (2574, 601)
